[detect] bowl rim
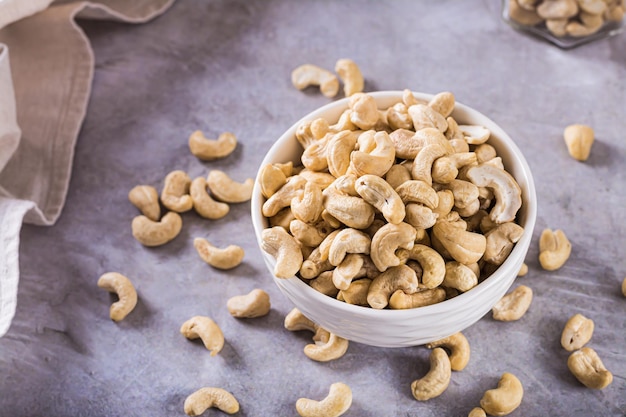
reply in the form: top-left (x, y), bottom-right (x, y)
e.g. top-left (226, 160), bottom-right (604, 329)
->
top-left (252, 90), bottom-right (537, 318)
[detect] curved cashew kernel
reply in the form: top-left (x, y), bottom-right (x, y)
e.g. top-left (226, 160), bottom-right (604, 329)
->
top-left (465, 164), bottom-right (522, 224)
top-left (304, 332), bottom-right (349, 362)
top-left (350, 130), bottom-right (396, 177)
top-left (207, 170), bottom-right (254, 203)
top-left (561, 313), bottom-right (594, 352)
top-left (443, 262), bottom-right (478, 292)
top-left (131, 212), bottom-right (182, 247)
top-left (188, 130), bottom-right (237, 161)
top-left (97, 272), bottom-right (138, 322)
top-left (128, 185), bottom-right (160, 221)
top-left (386, 103), bottom-right (413, 130)
top-left (388, 128), bottom-right (423, 159)
top-left (258, 163), bottom-right (288, 199)
top-left (389, 287), bottom-right (446, 309)
top-left (385, 163), bottom-right (412, 190)
top-left (408, 104), bottom-right (448, 132)
top-left (349, 93), bottom-right (379, 130)
top-left (396, 180), bottom-right (439, 209)
top-left (323, 190), bottom-right (375, 229)
top-left (428, 91), bottom-right (455, 118)
top-left (484, 222), bottom-right (525, 266)
top-left (404, 244), bottom-right (446, 289)
top-left (370, 222), bottom-right (417, 272)
top-left (564, 124), bottom-right (594, 161)
top-left (492, 285), bottom-right (533, 321)
top-left (227, 289), bottom-right (271, 318)
top-left (411, 347), bottom-right (452, 401)
top-left (546, 18), bottom-right (569, 36)
top-left (263, 175), bottom-right (307, 217)
top-left (332, 253), bottom-right (365, 290)
top-left (355, 174), bottom-right (405, 224)
top-left (291, 64), bottom-right (339, 98)
top-left (432, 221), bottom-right (486, 265)
top-left (184, 387), bottom-right (239, 416)
top-left (411, 143), bottom-right (449, 186)
top-left (296, 382), bottom-right (352, 417)
top-left (508, 0), bottom-right (544, 25)
top-left (518, 262), bottom-right (528, 277)
top-left (427, 332), bottom-right (471, 371)
top-left (468, 407), bottom-right (487, 417)
top-left (431, 152), bottom-right (477, 184)
top-left (310, 271), bottom-right (340, 297)
top-left (180, 316), bottom-right (224, 356)
top-left (338, 278), bottom-right (372, 306)
top-left (566, 13), bottom-right (604, 36)
top-left (296, 119), bottom-right (330, 149)
top-left (567, 347), bottom-right (613, 389)
top-left (404, 204), bottom-right (438, 229)
top-left (290, 219), bottom-right (334, 247)
top-left (161, 170), bottom-right (193, 213)
top-left (538, 228), bottom-right (571, 271)
top-left (261, 226), bottom-right (303, 278)
top-left (335, 58), bottom-right (364, 97)
top-left (480, 373), bottom-right (524, 416)
top-left (194, 238), bottom-right (244, 270)
top-left (327, 130), bottom-right (357, 178)
top-left (292, 181), bottom-right (324, 224)
top-left (458, 124), bottom-right (491, 145)
top-left (190, 177), bottom-right (230, 220)
top-left (446, 179), bottom-right (480, 209)
top-left (367, 264), bottom-right (419, 309)
top-left (432, 189), bottom-right (455, 217)
top-left (284, 308), bottom-right (317, 332)
top-left (328, 228), bottom-right (371, 267)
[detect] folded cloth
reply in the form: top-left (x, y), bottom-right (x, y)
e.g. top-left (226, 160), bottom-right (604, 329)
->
top-left (0, 0), bottom-right (175, 336)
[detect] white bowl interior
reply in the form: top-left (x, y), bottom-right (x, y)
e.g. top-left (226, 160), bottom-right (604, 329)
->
top-left (251, 91), bottom-right (537, 347)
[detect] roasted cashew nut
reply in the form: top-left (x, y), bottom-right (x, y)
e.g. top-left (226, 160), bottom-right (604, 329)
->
top-left (261, 226), bottom-right (303, 279)
top-left (302, 134), bottom-right (331, 172)
top-left (184, 387), bottom-right (239, 416)
top-left (518, 262), bottom-right (529, 277)
top-left (411, 143), bottom-right (449, 186)
top-left (468, 407), bottom-right (487, 417)
top-left (459, 124), bottom-right (491, 145)
top-left (426, 332), bottom-right (471, 371)
top-left (284, 308), bottom-right (348, 362)
top-left (385, 103), bottom-right (413, 131)
top-left (367, 264), bottom-right (419, 309)
top-left (291, 64), bottom-right (339, 98)
top-left (161, 170), bottom-right (193, 213)
top-left (338, 278), bottom-right (372, 306)
top-left (97, 272), bottom-right (138, 322)
top-left (443, 262), bottom-right (478, 292)
top-left (384, 163), bottom-right (412, 190)
top-left (188, 130), bottom-right (237, 161)
top-left (396, 180), bottom-right (439, 210)
top-left (290, 219), bottom-right (334, 247)
top-left (131, 212), bottom-right (182, 247)
top-left (567, 347), bottom-right (613, 389)
top-left (291, 181), bottom-right (324, 224)
top-left (349, 130), bottom-right (395, 177)
top-left (297, 118), bottom-right (330, 149)
top-left (561, 313), bottom-right (594, 352)
top-left (322, 186), bottom-right (375, 229)
top-left (328, 228), bottom-right (371, 267)
top-left (128, 185), bottom-right (160, 221)
top-left (190, 177), bottom-right (229, 220)
top-left (428, 91), bottom-right (455, 118)
top-left (492, 285), bottom-right (533, 321)
top-left (465, 164), bottom-right (522, 224)
top-left (432, 220), bottom-right (486, 265)
top-left (296, 382), bottom-right (352, 417)
top-left (262, 175), bottom-right (307, 217)
top-left (480, 372), bottom-right (524, 416)
top-left (326, 130), bottom-right (357, 178)
top-left (227, 289), bottom-right (271, 318)
top-left (349, 93), bottom-right (380, 130)
top-left (355, 174), bottom-right (405, 224)
top-left (180, 316), bottom-right (224, 356)
top-left (484, 222), bottom-right (525, 266)
top-left (411, 347), bottom-right (452, 401)
top-left (408, 104), bottom-right (448, 132)
top-left (538, 228), bottom-right (571, 271)
top-left (370, 222), bottom-right (417, 272)
top-left (335, 58), bottom-right (364, 97)
top-left (332, 253), bottom-right (365, 291)
top-left (194, 238), bottom-right (244, 270)
top-left (207, 170), bottom-right (254, 203)
top-left (258, 162), bottom-right (289, 199)
top-left (563, 124), bottom-right (594, 161)
top-left (404, 203), bottom-right (438, 229)
top-left (388, 287), bottom-right (446, 309)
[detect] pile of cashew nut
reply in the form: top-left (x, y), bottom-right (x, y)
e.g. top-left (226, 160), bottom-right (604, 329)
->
top-left (259, 90), bottom-right (526, 310)
top-left (507, 0), bottom-right (624, 38)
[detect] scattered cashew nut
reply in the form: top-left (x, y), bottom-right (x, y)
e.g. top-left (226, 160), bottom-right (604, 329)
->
top-left (492, 285), bottom-right (533, 321)
top-left (207, 170), bottom-right (254, 203)
top-left (561, 313), bottom-right (594, 352)
top-left (184, 387), bottom-right (239, 416)
top-left (335, 58), bottom-right (364, 97)
top-left (180, 316), bottom-right (224, 356)
top-left (480, 372), bottom-right (524, 416)
top-left (190, 177), bottom-right (229, 219)
top-left (296, 382), bottom-right (352, 417)
top-left (411, 347), bottom-right (451, 401)
top-left (564, 124), bottom-right (594, 161)
top-left (538, 228), bottom-right (571, 271)
top-left (131, 211), bottom-right (182, 247)
top-left (188, 130), bottom-right (237, 161)
top-left (128, 185), bottom-right (160, 221)
top-left (292, 64), bottom-right (339, 98)
top-left (567, 347), bottom-right (613, 389)
top-left (161, 170), bottom-right (193, 213)
top-left (227, 289), bottom-right (271, 318)
top-left (262, 226), bottom-right (303, 278)
top-left (426, 332), bottom-right (471, 371)
top-left (194, 238), bottom-right (244, 270)
top-left (97, 272), bottom-right (138, 322)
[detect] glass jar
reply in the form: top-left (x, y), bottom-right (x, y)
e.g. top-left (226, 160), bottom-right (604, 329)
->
top-left (502, 0), bottom-right (625, 49)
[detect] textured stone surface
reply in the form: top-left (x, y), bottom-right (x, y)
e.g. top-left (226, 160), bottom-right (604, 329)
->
top-left (1, 1), bottom-right (625, 416)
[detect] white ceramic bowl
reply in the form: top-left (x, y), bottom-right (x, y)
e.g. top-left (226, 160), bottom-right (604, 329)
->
top-left (251, 91), bottom-right (537, 348)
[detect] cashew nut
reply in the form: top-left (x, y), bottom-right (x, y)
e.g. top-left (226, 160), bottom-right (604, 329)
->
top-left (227, 289), bottom-right (271, 318)
top-left (97, 272), bottom-right (138, 322)
top-left (207, 170), bottom-right (254, 203)
top-left (370, 222), bottom-right (417, 272)
top-left (411, 347), bottom-right (451, 401)
top-left (384, 163), bottom-right (412, 190)
top-left (349, 130), bottom-right (395, 177)
top-left (431, 152), bottom-right (477, 184)
top-left (404, 203), bottom-right (438, 229)
top-left (389, 287), bottom-right (446, 309)
top-left (291, 64), bottom-right (339, 98)
top-left (402, 244), bottom-right (446, 289)
top-left (269, 207), bottom-right (296, 230)
top-left (322, 187), bottom-right (375, 229)
top-left (258, 162), bottom-right (288, 199)
top-left (291, 181), bottom-right (324, 224)
top-left (507, 0), bottom-right (544, 25)
top-left (411, 143), bottom-right (449, 186)
top-left (396, 180), bottom-right (439, 209)
top-left (301, 135), bottom-right (331, 172)
top-left (284, 308), bottom-right (348, 362)
top-left (428, 91), bottom-right (455, 118)
top-left (128, 185), bottom-right (160, 221)
top-left (290, 219), bottom-right (334, 247)
top-left (561, 313), bottom-right (594, 352)
top-left (180, 316), bottom-right (224, 356)
top-left (465, 164), bottom-right (522, 224)
top-left (349, 93), bottom-right (380, 130)
top-left (355, 174), bottom-right (405, 224)
top-left (298, 169), bottom-right (335, 190)
top-left (492, 285), bottom-right (533, 321)
top-left (408, 104), bottom-right (448, 132)
top-left (188, 130), bottom-right (237, 161)
top-left (263, 174), bottom-right (307, 217)
top-left (131, 211), bottom-right (182, 247)
top-left (458, 124), bottom-right (491, 145)
top-left (426, 332), bottom-right (471, 371)
top-left (190, 177), bottom-right (229, 220)
top-left (328, 228), bottom-right (371, 266)
top-left (331, 253), bottom-right (365, 290)
top-left (194, 238), bottom-right (244, 270)
top-left (538, 228), bottom-right (571, 271)
top-left (184, 387), bottom-right (239, 416)
top-left (297, 118), bottom-right (330, 149)
top-left (338, 278), bottom-right (372, 306)
top-left (296, 382), bottom-right (352, 417)
top-left (468, 407), bottom-right (487, 417)
top-left (564, 124), bottom-right (594, 161)
top-left (367, 264), bottom-right (419, 309)
top-left (284, 307), bottom-right (317, 332)
top-left (161, 170), bottom-right (193, 213)
top-left (518, 262), bottom-right (528, 277)
top-left (480, 373), bottom-right (524, 416)
top-left (432, 220), bottom-right (486, 265)
top-left (386, 103), bottom-right (413, 131)
top-left (310, 271), bottom-right (340, 297)
top-left (261, 226), bottom-right (303, 278)
top-left (567, 347), bottom-right (613, 389)
top-left (327, 130), bottom-right (357, 178)
top-left (443, 262), bottom-right (478, 292)
top-left (335, 58), bottom-right (364, 97)
top-left (484, 222), bottom-right (525, 266)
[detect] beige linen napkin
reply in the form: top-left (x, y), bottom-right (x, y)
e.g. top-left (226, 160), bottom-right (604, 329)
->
top-left (0, 0), bottom-right (175, 336)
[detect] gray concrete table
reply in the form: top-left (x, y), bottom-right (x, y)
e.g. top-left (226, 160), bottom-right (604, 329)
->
top-left (1, 1), bottom-right (625, 416)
